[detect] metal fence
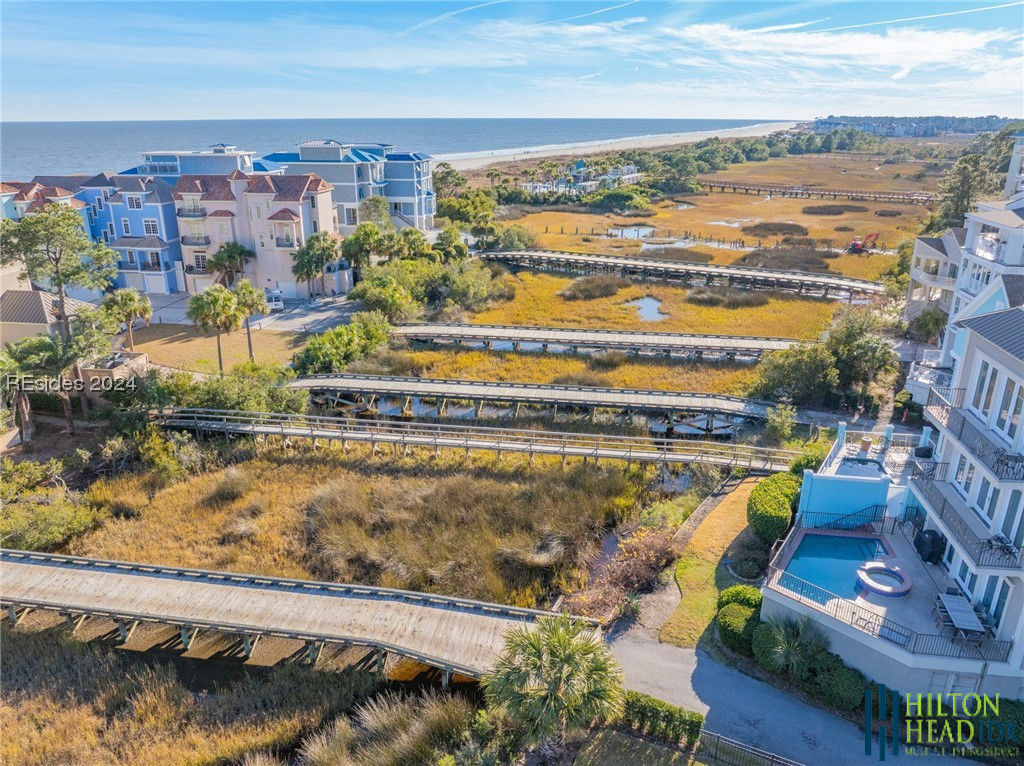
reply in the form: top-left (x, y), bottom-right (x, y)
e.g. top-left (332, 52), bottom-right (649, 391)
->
top-left (693, 730), bottom-right (804, 766)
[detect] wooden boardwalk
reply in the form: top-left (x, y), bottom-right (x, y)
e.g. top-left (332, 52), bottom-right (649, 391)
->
top-left (289, 373), bottom-right (834, 422)
top-left (483, 250), bottom-right (883, 298)
top-left (0, 549), bottom-right (593, 678)
top-left (152, 409), bottom-right (800, 472)
top-left (393, 323), bottom-right (797, 359)
top-left (696, 178), bottom-right (933, 204)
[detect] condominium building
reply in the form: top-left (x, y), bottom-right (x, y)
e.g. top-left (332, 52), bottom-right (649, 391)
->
top-left (172, 171), bottom-right (336, 298)
top-left (263, 140), bottom-right (435, 233)
top-left (764, 308), bottom-right (1024, 697)
top-left (905, 131), bottom-right (1024, 402)
top-left (120, 144), bottom-right (283, 180)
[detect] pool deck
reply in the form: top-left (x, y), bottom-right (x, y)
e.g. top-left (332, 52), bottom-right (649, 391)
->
top-left (779, 527), bottom-right (957, 637)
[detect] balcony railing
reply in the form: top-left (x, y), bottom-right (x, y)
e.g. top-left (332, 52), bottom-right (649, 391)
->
top-left (926, 387), bottom-right (1024, 481)
top-left (177, 207), bottom-right (207, 218)
top-left (765, 566), bottom-right (1012, 662)
top-left (275, 237), bottom-right (296, 248)
top-left (118, 261), bottom-right (165, 272)
top-left (181, 235), bottom-right (210, 246)
top-left (910, 462), bottom-right (1024, 569)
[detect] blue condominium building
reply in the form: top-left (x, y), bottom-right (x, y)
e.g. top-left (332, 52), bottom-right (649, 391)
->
top-left (264, 140), bottom-right (435, 233)
top-left (120, 144), bottom-right (283, 180)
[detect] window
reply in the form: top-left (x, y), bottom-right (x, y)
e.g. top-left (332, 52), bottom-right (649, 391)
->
top-left (121, 218), bottom-right (131, 236)
top-left (944, 541), bottom-right (955, 568)
top-left (954, 454), bottom-right (975, 497)
top-left (956, 561), bottom-right (977, 596)
top-left (971, 360), bottom-right (998, 417)
top-left (981, 577), bottom-right (998, 611)
top-left (309, 195), bottom-right (315, 208)
top-left (993, 580), bottom-right (1010, 628)
top-left (312, 220), bottom-right (318, 233)
top-left (948, 264), bottom-right (958, 279)
top-left (90, 204), bottom-right (98, 217)
top-left (995, 379), bottom-right (1024, 440)
top-left (102, 189), bottom-right (110, 200)
top-left (149, 251), bottom-right (160, 268)
top-left (126, 196), bottom-right (142, 210)
top-left (107, 222), bottom-right (115, 238)
top-left (143, 219), bottom-right (159, 236)
top-left (126, 250), bottom-right (136, 265)
top-left (96, 196), bottom-right (104, 210)
top-left (973, 478), bottom-right (999, 523)
top-left (219, 224), bottom-right (228, 237)
top-left (1001, 490), bottom-right (1024, 547)
top-left (346, 208), bottom-right (357, 225)
top-left (194, 252), bottom-right (207, 271)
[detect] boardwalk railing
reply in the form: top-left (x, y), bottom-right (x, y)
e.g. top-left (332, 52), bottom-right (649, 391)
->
top-left (695, 177), bottom-right (934, 204)
top-left (150, 408), bottom-right (801, 472)
top-left (483, 250), bottom-right (884, 297)
top-left (1, 549), bottom-right (598, 678)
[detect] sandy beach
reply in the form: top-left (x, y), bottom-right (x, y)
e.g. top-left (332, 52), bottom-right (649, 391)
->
top-left (441, 121), bottom-right (799, 170)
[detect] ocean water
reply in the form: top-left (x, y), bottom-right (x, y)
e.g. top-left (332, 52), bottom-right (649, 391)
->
top-left (0, 118), bottom-right (773, 181)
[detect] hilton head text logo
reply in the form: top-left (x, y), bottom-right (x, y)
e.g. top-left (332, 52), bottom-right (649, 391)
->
top-left (865, 686), bottom-right (1020, 760)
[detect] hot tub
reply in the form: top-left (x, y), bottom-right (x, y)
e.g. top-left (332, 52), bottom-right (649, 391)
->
top-left (857, 561), bottom-right (912, 597)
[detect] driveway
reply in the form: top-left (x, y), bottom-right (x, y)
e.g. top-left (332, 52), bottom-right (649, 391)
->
top-left (610, 636), bottom-right (965, 765)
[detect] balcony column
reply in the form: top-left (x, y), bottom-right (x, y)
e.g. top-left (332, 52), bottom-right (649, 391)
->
top-left (836, 421), bottom-right (847, 445)
top-left (882, 424), bottom-right (894, 451)
top-left (919, 426), bottom-right (932, 449)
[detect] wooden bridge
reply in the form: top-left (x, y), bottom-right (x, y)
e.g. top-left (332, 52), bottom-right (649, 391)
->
top-left (151, 408), bottom-right (800, 472)
top-left (393, 323), bottom-right (798, 360)
top-left (288, 373), bottom-right (834, 424)
top-left (482, 250), bottom-right (883, 299)
top-left (0, 549), bottom-right (595, 680)
top-left (695, 178), bottom-right (934, 204)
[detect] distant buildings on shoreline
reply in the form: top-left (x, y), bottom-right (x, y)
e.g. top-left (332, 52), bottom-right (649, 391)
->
top-left (809, 115), bottom-right (1013, 138)
top-left (1, 141), bottom-right (435, 297)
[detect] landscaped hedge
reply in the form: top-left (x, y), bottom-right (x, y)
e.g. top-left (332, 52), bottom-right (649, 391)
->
top-left (747, 472), bottom-right (801, 544)
top-left (717, 603), bottom-right (758, 655)
top-left (795, 649), bottom-right (869, 711)
top-left (716, 584), bottom-right (762, 611)
top-left (621, 690), bottom-right (703, 747)
top-left (751, 622), bottom-right (781, 671)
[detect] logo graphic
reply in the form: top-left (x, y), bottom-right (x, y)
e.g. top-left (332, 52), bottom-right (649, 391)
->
top-left (865, 685), bottom-right (901, 760)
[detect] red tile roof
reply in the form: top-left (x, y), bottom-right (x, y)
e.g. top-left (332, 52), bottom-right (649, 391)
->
top-left (267, 208), bottom-right (300, 221)
top-left (246, 173), bottom-right (332, 201)
top-left (226, 169), bottom-right (248, 181)
top-left (208, 209), bottom-right (236, 217)
top-left (173, 174), bottom-right (238, 201)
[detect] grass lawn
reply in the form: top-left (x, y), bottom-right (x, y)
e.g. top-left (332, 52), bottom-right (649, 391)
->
top-left (474, 272), bottom-right (836, 339)
top-left (75, 446), bottom-right (645, 607)
top-left (401, 348), bottom-right (758, 396)
top-left (659, 477), bottom-right (759, 648)
top-left (510, 192), bottom-right (923, 281)
top-left (131, 323), bottom-right (306, 373)
top-left (575, 729), bottom-right (689, 766)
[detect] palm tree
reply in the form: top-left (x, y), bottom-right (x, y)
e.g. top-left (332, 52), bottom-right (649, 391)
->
top-left (4, 334), bottom-right (79, 434)
top-left (760, 617), bottom-right (828, 679)
top-left (0, 348), bottom-right (34, 445)
top-left (208, 241), bottom-right (255, 286)
top-left (293, 231), bottom-right (339, 299)
top-left (232, 279), bottom-right (269, 363)
top-left (482, 614), bottom-right (624, 751)
top-left (186, 284), bottom-right (242, 374)
top-left (486, 168), bottom-right (502, 186)
top-left (101, 287), bottom-right (152, 351)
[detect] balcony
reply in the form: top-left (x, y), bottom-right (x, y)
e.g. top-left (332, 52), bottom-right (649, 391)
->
top-left (910, 463), bottom-right (1024, 569)
top-left (181, 235), bottom-right (210, 246)
top-left (973, 235), bottom-right (1006, 264)
top-left (275, 237), bottom-right (296, 248)
top-left (177, 207), bottom-right (207, 218)
top-left (926, 387), bottom-right (1024, 481)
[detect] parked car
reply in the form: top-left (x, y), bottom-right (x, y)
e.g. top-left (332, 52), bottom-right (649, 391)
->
top-left (265, 289), bottom-right (285, 312)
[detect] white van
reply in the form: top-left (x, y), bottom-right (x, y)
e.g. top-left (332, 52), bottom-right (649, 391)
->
top-left (265, 289), bottom-right (285, 312)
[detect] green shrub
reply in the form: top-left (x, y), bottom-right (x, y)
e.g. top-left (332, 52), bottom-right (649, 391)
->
top-left (746, 472), bottom-right (801, 544)
top-left (789, 443), bottom-right (828, 474)
top-left (588, 350), bottom-right (629, 371)
top-left (620, 690), bottom-right (703, 747)
top-left (752, 623), bottom-right (782, 672)
top-left (717, 585), bottom-right (762, 611)
top-left (717, 603), bottom-right (758, 655)
top-left (741, 222), bottom-right (808, 237)
top-left (206, 468), bottom-right (252, 505)
top-left (291, 312), bottom-right (391, 374)
top-left (801, 204), bottom-right (868, 215)
top-left (818, 664), bottom-right (869, 711)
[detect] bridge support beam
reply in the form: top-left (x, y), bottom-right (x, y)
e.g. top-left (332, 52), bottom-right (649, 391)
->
top-left (305, 640), bottom-right (324, 665)
top-left (240, 634), bottom-right (260, 659)
top-left (442, 670), bottom-right (451, 690)
top-left (179, 625), bottom-right (198, 650)
top-left (6, 606), bottom-right (30, 626)
top-left (438, 398), bottom-right (447, 416)
top-left (376, 650), bottom-right (387, 673)
top-left (115, 619), bottom-right (139, 643)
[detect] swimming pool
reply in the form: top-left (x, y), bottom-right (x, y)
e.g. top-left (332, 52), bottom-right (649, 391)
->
top-left (781, 533), bottom-right (888, 600)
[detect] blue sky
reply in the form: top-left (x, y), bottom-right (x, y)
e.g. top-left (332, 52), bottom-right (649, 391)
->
top-left (2, 0), bottom-right (1022, 121)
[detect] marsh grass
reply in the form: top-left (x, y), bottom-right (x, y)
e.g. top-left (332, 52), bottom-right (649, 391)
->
top-left (684, 288), bottom-right (770, 309)
top-left (559, 275), bottom-right (632, 300)
top-left (802, 204), bottom-right (868, 215)
top-left (0, 626), bottom-right (379, 766)
top-left (740, 222), bottom-right (808, 238)
top-left (77, 447), bottom-right (647, 607)
top-left (735, 248), bottom-right (832, 273)
top-left (472, 272), bottom-right (836, 339)
top-left (206, 467), bottom-right (253, 505)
